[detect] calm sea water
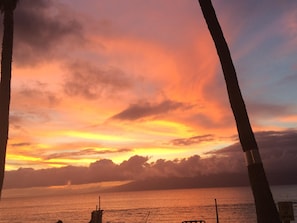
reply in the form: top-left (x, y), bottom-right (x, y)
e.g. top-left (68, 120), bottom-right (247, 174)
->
top-left (0, 185), bottom-right (296, 223)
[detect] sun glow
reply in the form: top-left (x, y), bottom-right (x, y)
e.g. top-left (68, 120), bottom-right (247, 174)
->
top-left (60, 130), bottom-right (135, 143)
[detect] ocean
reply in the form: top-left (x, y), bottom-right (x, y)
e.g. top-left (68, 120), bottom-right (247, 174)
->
top-left (0, 185), bottom-right (296, 223)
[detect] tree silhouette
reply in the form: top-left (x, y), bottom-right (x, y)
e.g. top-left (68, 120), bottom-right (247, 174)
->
top-left (197, 0), bottom-right (280, 222)
top-left (0, 0), bottom-right (19, 197)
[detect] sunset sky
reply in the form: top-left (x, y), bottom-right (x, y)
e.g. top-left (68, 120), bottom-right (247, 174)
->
top-left (4, 0), bottom-right (297, 175)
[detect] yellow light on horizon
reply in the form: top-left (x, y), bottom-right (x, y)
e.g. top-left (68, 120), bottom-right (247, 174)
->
top-left (46, 158), bottom-right (97, 167)
top-left (6, 154), bottom-right (42, 162)
top-left (62, 130), bottom-right (135, 142)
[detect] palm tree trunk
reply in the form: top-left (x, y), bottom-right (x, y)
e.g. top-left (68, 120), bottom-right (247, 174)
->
top-left (0, 8), bottom-right (14, 198)
top-left (197, 0), bottom-right (280, 222)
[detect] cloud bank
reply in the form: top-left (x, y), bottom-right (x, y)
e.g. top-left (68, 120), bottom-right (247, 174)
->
top-left (4, 130), bottom-right (297, 190)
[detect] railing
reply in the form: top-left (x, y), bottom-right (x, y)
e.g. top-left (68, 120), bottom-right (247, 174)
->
top-left (182, 221), bottom-right (206, 223)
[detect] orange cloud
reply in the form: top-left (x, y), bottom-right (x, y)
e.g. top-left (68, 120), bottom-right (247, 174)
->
top-left (5, 0), bottom-right (296, 172)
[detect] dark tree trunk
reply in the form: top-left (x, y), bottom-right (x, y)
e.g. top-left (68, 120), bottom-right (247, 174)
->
top-left (0, 8), bottom-right (14, 198)
top-left (197, 0), bottom-right (280, 222)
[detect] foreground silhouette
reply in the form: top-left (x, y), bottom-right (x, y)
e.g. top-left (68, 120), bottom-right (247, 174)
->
top-left (198, 0), bottom-right (280, 222)
top-left (0, 0), bottom-right (19, 198)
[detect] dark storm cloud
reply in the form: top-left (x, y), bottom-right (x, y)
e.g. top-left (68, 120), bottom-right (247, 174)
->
top-left (63, 61), bottom-right (132, 99)
top-left (147, 156), bottom-right (205, 178)
top-left (13, 0), bottom-right (84, 66)
top-left (207, 129), bottom-right (297, 175)
top-left (4, 156), bottom-right (147, 188)
top-left (112, 100), bottom-right (188, 121)
top-left (4, 166), bottom-right (89, 188)
top-left (3, 154), bottom-right (245, 189)
top-left (170, 134), bottom-right (214, 146)
top-left (255, 130), bottom-right (297, 173)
